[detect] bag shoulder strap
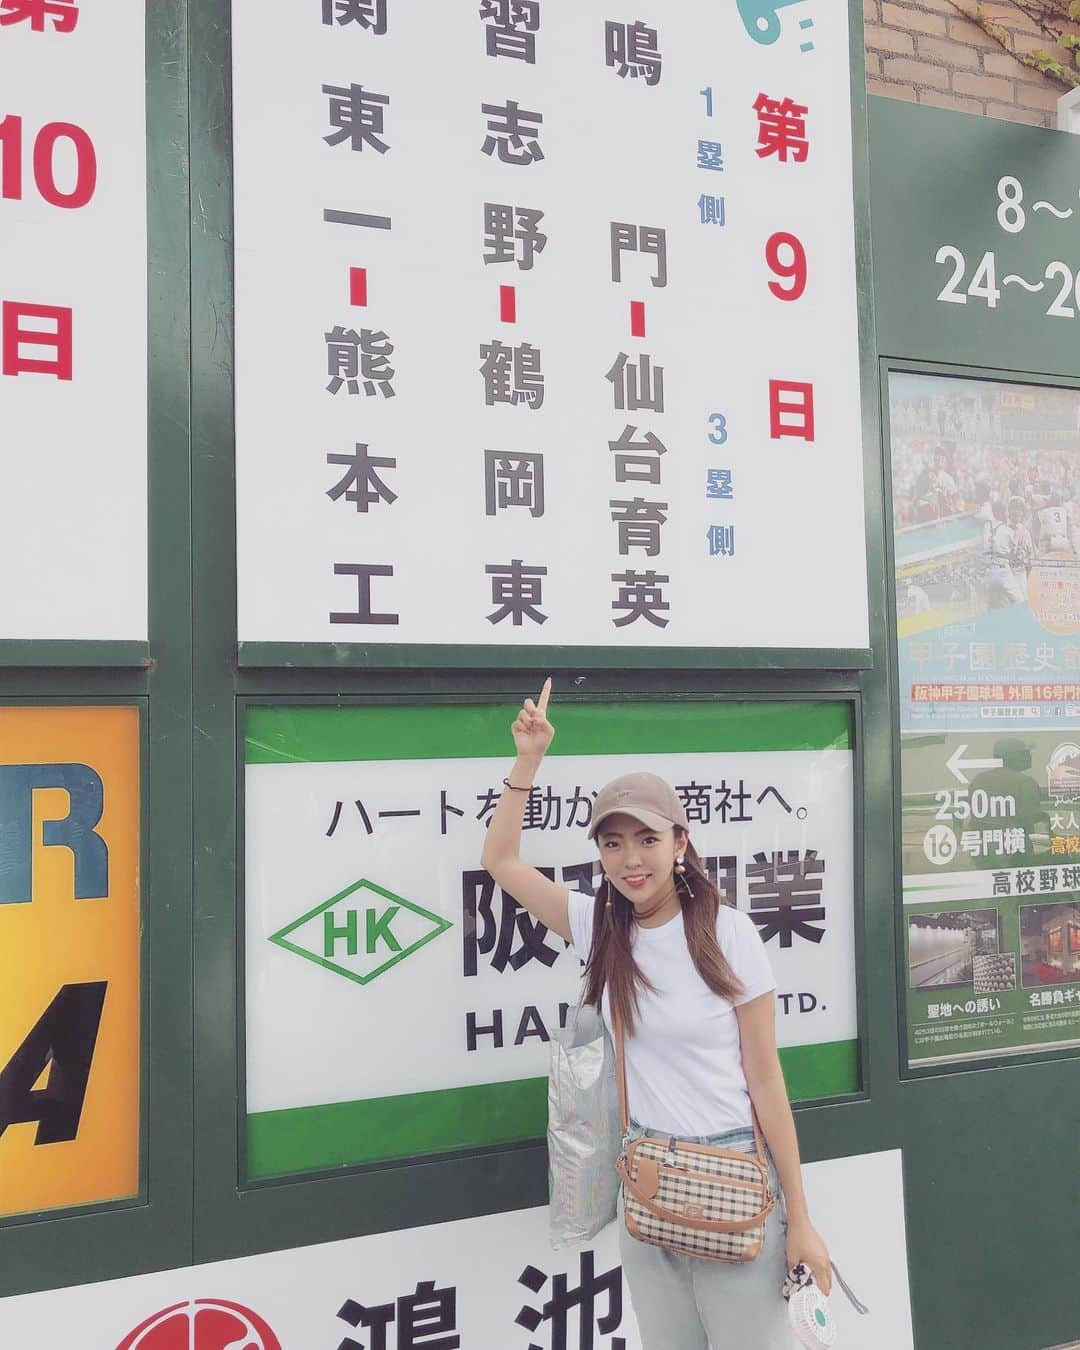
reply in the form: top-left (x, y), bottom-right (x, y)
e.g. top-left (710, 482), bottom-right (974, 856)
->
top-left (612, 1003), bottom-right (630, 1136)
top-left (612, 1002), bottom-right (767, 1168)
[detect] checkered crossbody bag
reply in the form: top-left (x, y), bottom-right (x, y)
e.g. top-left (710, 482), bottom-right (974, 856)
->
top-left (613, 1012), bottom-right (775, 1263)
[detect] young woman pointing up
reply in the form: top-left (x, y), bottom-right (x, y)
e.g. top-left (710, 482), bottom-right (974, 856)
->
top-left (481, 678), bottom-right (833, 1350)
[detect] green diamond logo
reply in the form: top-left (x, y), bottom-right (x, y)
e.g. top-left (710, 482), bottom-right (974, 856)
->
top-left (269, 878), bottom-right (452, 986)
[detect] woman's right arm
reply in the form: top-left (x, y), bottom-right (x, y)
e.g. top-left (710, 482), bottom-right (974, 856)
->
top-left (480, 678), bottom-right (572, 943)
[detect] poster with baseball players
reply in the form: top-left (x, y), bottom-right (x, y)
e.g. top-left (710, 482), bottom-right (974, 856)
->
top-left (890, 371), bottom-right (1080, 1063)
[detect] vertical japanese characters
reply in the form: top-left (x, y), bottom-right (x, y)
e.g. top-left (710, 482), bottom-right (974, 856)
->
top-left (0, 0), bottom-right (148, 640)
top-left (234, 0), bottom-right (866, 648)
top-left (0, 4), bottom-right (86, 392)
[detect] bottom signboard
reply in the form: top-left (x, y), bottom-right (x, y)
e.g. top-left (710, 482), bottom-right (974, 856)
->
top-left (0, 1150), bottom-right (913, 1349)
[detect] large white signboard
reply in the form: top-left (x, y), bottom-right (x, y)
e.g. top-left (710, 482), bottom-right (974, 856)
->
top-left (0, 0), bottom-right (147, 640)
top-left (0, 1151), bottom-right (913, 1350)
top-left (243, 702), bottom-right (857, 1178)
top-left (232, 0), bottom-right (868, 650)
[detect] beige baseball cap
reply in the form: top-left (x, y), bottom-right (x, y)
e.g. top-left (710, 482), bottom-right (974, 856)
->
top-left (587, 771), bottom-right (689, 841)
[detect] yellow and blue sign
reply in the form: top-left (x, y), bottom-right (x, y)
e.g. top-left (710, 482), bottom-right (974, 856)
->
top-left (0, 706), bottom-right (140, 1219)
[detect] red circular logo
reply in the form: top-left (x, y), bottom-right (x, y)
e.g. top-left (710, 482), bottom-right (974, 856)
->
top-left (117, 1298), bottom-right (282, 1350)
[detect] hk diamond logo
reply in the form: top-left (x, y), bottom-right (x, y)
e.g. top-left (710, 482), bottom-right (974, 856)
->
top-left (269, 878), bottom-right (452, 985)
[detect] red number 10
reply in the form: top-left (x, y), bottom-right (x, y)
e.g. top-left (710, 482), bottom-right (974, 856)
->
top-left (766, 231), bottom-right (807, 301)
top-left (0, 114), bottom-right (97, 209)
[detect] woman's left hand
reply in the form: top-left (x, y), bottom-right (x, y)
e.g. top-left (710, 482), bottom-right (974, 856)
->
top-left (786, 1218), bottom-right (832, 1294)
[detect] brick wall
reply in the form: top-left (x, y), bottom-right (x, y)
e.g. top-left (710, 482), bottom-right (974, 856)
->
top-left (865, 0), bottom-right (1073, 127)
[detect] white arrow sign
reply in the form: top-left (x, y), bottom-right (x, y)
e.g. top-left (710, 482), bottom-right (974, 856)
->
top-left (946, 745), bottom-right (1003, 785)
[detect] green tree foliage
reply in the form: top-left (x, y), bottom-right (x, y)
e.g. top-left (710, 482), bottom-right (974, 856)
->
top-left (951, 0), bottom-right (1080, 87)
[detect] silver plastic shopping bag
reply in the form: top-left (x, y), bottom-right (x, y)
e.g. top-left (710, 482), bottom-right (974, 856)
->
top-left (547, 1000), bottom-right (620, 1248)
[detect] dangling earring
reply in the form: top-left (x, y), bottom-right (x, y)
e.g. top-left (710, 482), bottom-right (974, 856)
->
top-left (674, 855), bottom-right (686, 875)
top-left (603, 877), bottom-right (612, 909)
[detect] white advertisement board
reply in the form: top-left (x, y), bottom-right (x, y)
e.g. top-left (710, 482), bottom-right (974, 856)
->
top-left (243, 702), bottom-right (857, 1178)
top-left (0, 0), bottom-right (147, 640)
top-left (0, 1151), bottom-right (913, 1350)
top-left (232, 0), bottom-right (868, 650)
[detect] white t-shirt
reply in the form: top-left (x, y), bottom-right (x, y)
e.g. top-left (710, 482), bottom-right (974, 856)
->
top-left (566, 891), bottom-right (777, 1137)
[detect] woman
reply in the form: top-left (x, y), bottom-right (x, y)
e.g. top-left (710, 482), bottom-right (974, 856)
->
top-left (481, 679), bottom-right (832, 1350)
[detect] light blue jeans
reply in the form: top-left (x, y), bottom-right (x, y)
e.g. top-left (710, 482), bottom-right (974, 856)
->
top-left (618, 1122), bottom-right (790, 1350)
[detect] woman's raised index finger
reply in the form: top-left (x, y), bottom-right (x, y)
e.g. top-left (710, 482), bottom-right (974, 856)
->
top-left (537, 676), bottom-right (552, 715)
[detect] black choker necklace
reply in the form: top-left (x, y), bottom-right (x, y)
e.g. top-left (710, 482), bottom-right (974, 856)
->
top-left (633, 887), bottom-right (679, 924)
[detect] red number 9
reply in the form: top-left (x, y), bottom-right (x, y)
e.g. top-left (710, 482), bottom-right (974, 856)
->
top-left (766, 231), bottom-right (807, 301)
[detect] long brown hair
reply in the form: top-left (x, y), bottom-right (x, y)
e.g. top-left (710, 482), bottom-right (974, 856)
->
top-left (581, 835), bottom-right (744, 1035)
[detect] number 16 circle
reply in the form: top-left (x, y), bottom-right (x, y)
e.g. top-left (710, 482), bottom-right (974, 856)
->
top-left (923, 824), bottom-right (958, 866)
